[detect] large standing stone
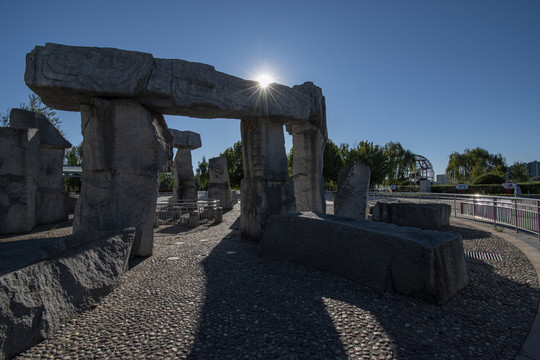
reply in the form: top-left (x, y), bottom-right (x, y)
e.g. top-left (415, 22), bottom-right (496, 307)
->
top-left (286, 121), bottom-right (326, 213)
top-left (259, 212), bottom-right (469, 304)
top-left (0, 128), bottom-right (40, 234)
top-left (208, 156), bottom-right (233, 210)
top-left (334, 163), bottom-right (371, 220)
top-left (419, 179), bottom-right (431, 193)
top-left (169, 129), bottom-right (201, 201)
top-left (74, 99), bottom-right (172, 256)
top-left (0, 228), bottom-right (135, 360)
top-left (241, 117), bottom-right (296, 241)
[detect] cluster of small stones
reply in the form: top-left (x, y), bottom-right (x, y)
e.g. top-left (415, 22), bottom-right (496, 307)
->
top-left (11, 206), bottom-right (539, 359)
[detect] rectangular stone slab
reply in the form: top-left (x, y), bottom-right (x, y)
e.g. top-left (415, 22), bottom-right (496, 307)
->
top-left (25, 43), bottom-right (325, 127)
top-left (259, 212), bottom-right (469, 304)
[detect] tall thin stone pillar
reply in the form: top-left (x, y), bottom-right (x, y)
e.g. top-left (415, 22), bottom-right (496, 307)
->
top-left (286, 122), bottom-right (326, 213)
top-left (170, 129), bottom-right (201, 201)
top-left (74, 99), bottom-right (172, 256)
top-left (240, 117), bottom-right (296, 241)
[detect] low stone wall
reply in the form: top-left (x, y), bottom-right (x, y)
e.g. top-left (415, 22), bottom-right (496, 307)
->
top-left (372, 201), bottom-right (451, 230)
top-left (0, 228), bottom-right (135, 360)
top-left (259, 212), bottom-right (469, 304)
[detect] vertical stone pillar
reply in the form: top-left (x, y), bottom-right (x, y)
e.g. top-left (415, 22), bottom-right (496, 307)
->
top-left (286, 122), bottom-right (326, 213)
top-left (335, 163), bottom-right (371, 220)
top-left (75, 99), bottom-right (172, 256)
top-left (208, 156), bottom-right (233, 210)
top-left (240, 117), bottom-right (296, 241)
top-left (169, 129), bottom-right (201, 201)
top-left (172, 149), bottom-right (197, 200)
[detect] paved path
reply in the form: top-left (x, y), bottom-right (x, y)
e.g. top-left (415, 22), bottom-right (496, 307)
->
top-left (7, 207), bottom-right (540, 359)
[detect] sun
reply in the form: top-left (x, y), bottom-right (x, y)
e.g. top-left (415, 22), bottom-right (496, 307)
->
top-left (255, 73), bottom-right (274, 89)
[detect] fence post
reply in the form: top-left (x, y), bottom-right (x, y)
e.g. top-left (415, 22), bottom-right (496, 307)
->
top-left (493, 197), bottom-right (497, 227)
top-left (537, 200), bottom-right (540, 243)
top-left (514, 198), bottom-right (519, 233)
top-left (454, 196), bottom-right (457, 218)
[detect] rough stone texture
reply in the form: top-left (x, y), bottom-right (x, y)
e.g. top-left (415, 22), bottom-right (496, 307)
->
top-left (73, 99), bottom-right (172, 257)
top-left (0, 128), bottom-right (40, 234)
top-left (171, 149), bottom-right (197, 201)
top-left (419, 179), bottom-right (431, 193)
top-left (286, 121), bottom-right (326, 213)
top-left (208, 156), bottom-right (233, 210)
top-left (372, 201), bottom-right (451, 230)
top-left (170, 129), bottom-right (201, 150)
top-left (8, 109), bottom-right (72, 226)
top-left (334, 163), bottom-right (371, 220)
top-left (259, 212), bottom-right (470, 304)
top-left (240, 117), bottom-right (296, 241)
top-left (169, 129), bottom-right (200, 202)
top-left (25, 43), bottom-right (324, 125)
top-left (9, 109), bottom-right (71, 149)
top-left (0, 228), bottom-right (135, 360)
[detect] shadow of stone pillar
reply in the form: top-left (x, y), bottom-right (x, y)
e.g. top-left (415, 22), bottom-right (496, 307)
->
top-left (74, 99), bottom-right (172, 256)
top-left (286, 122), bottom-right (326, 213)
top-left (240, 117), bottom-right (296, 241)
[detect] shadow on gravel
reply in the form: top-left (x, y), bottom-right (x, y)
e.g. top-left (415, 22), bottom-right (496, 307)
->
top-left (187, 224), bottom-right (540, 359)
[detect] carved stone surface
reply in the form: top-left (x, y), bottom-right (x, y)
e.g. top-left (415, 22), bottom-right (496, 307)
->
top-left (334, 163), bottom-right (371, 220)
top-left (0, 228), bottom-right (135, 360)
top-left (0, 128), bottom-right (39, 234)
top-left (9, 109), bottom-right (71, 149)
top-left (25, 43), bottom-right (324, 125)
top-left (259, 212), bottom-right (470, 304)
top-left (171, 149), bottom-right (197, 201)
top-left (240, 117), bottom-right (296, 241)
top-left (419, 179), bottom-right (431, 193)
top-left (170, 129), bottom-right (202, 150)
top-left (73, 99), bottom-right (172, 256)
top-left (208, 156), bottom-right (233, 210)
top-left (286, 122), bottom-right (326, 212)
top-left (372, 201), bottom-right (451, 230)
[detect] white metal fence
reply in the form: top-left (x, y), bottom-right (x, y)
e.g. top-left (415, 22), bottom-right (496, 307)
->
top-left (368, 192), bottom-right (540, 240)
top-left (155, 199), bottom-right (221, 226)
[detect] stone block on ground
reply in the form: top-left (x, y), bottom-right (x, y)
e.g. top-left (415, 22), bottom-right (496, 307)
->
top-left (334, 163), bottom-right (370, 220)
top-left (372, 201), bottom-right (451, 230)
top-left (259, 212), bottom-right (469, 304)
top-left (0, 228), bottom-right (135, 360)
top-left (208, 156), bottom-right (233, 210)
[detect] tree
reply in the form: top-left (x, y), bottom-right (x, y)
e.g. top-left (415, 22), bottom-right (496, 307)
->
top-left (472, 173), bottom-right (506, 185)
top-left (323, 139), bottom-right (344, 190)
top-left (342, 141), bottom-right (387, 187)
top-left (1, 93), bottom-right (64, 135)
top-left (220, 141), bottom-right (244, 189)
top-left (446, 147), bottom-right (507, 183)
top-left (287, 147), bottom-right (294, 179)
top-left (195, 156), bottom-right (209, 190)
top-left (510, 162), bottom-right (529, 183)
top-left (64, 143), bottom-right (83, 165)
top-left (383, 141), bottom-right (416, 185)
top-left (158, 172), bottom-right (174, 190)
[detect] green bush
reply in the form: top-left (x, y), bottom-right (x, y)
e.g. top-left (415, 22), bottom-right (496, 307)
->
top-left (472, 173), bottom-right (506, 185)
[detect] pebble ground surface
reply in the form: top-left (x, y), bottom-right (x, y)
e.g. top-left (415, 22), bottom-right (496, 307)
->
top-left (8, 204), bottom-right (540, 359)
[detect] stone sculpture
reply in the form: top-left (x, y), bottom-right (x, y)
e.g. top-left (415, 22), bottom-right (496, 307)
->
top-left (259, 212), bottom-right (469, 304)
top-left (0, 228), bottom-right (135, 360)
top-left (0, 109), bottom-right (71, 234)
top-left (334, 163), bottom-right (371, 220)
top-left (372, 201), bottom-right (451, 230)
top-left (208, 156), bottom-right (233, 210)
top-left (25, 43), bottom-right (327, 242)
top-left (170, 129), bottom-right (201, 201)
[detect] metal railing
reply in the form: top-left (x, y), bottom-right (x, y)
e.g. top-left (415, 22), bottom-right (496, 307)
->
top-left (155, 199), bottom-right (221, 226)
top-left (367, 192), bottom-right (540, 240)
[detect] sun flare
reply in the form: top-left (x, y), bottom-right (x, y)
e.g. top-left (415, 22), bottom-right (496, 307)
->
top-left (255, 73), bottom-right (274, 89)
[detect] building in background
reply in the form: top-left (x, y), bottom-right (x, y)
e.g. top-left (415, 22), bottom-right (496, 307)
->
top-left (436, 174), bottom-right (449, 184)
top-left (527, 161), bottom-right (540, 178)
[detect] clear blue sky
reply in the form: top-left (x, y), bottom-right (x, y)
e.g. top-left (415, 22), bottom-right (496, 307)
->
top-left (1, 0), bottom-right (539, 176)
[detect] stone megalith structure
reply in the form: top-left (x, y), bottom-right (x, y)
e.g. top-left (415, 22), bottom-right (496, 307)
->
top-left (334, 163), bottom-right (371, 220)
top-left (169, 129), bottom-right (201, 201)
top-left (25, 43), bottom-right (327, 242)
top-left (74, 99), bottom-right (172, 257)
top-left (0, 109), bottom-right (71, 234)
top-left (208, 156), bottom-right (233, 210)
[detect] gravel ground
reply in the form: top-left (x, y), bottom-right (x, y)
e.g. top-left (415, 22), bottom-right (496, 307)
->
top-left (11, 204), bottom-right (540, 359)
